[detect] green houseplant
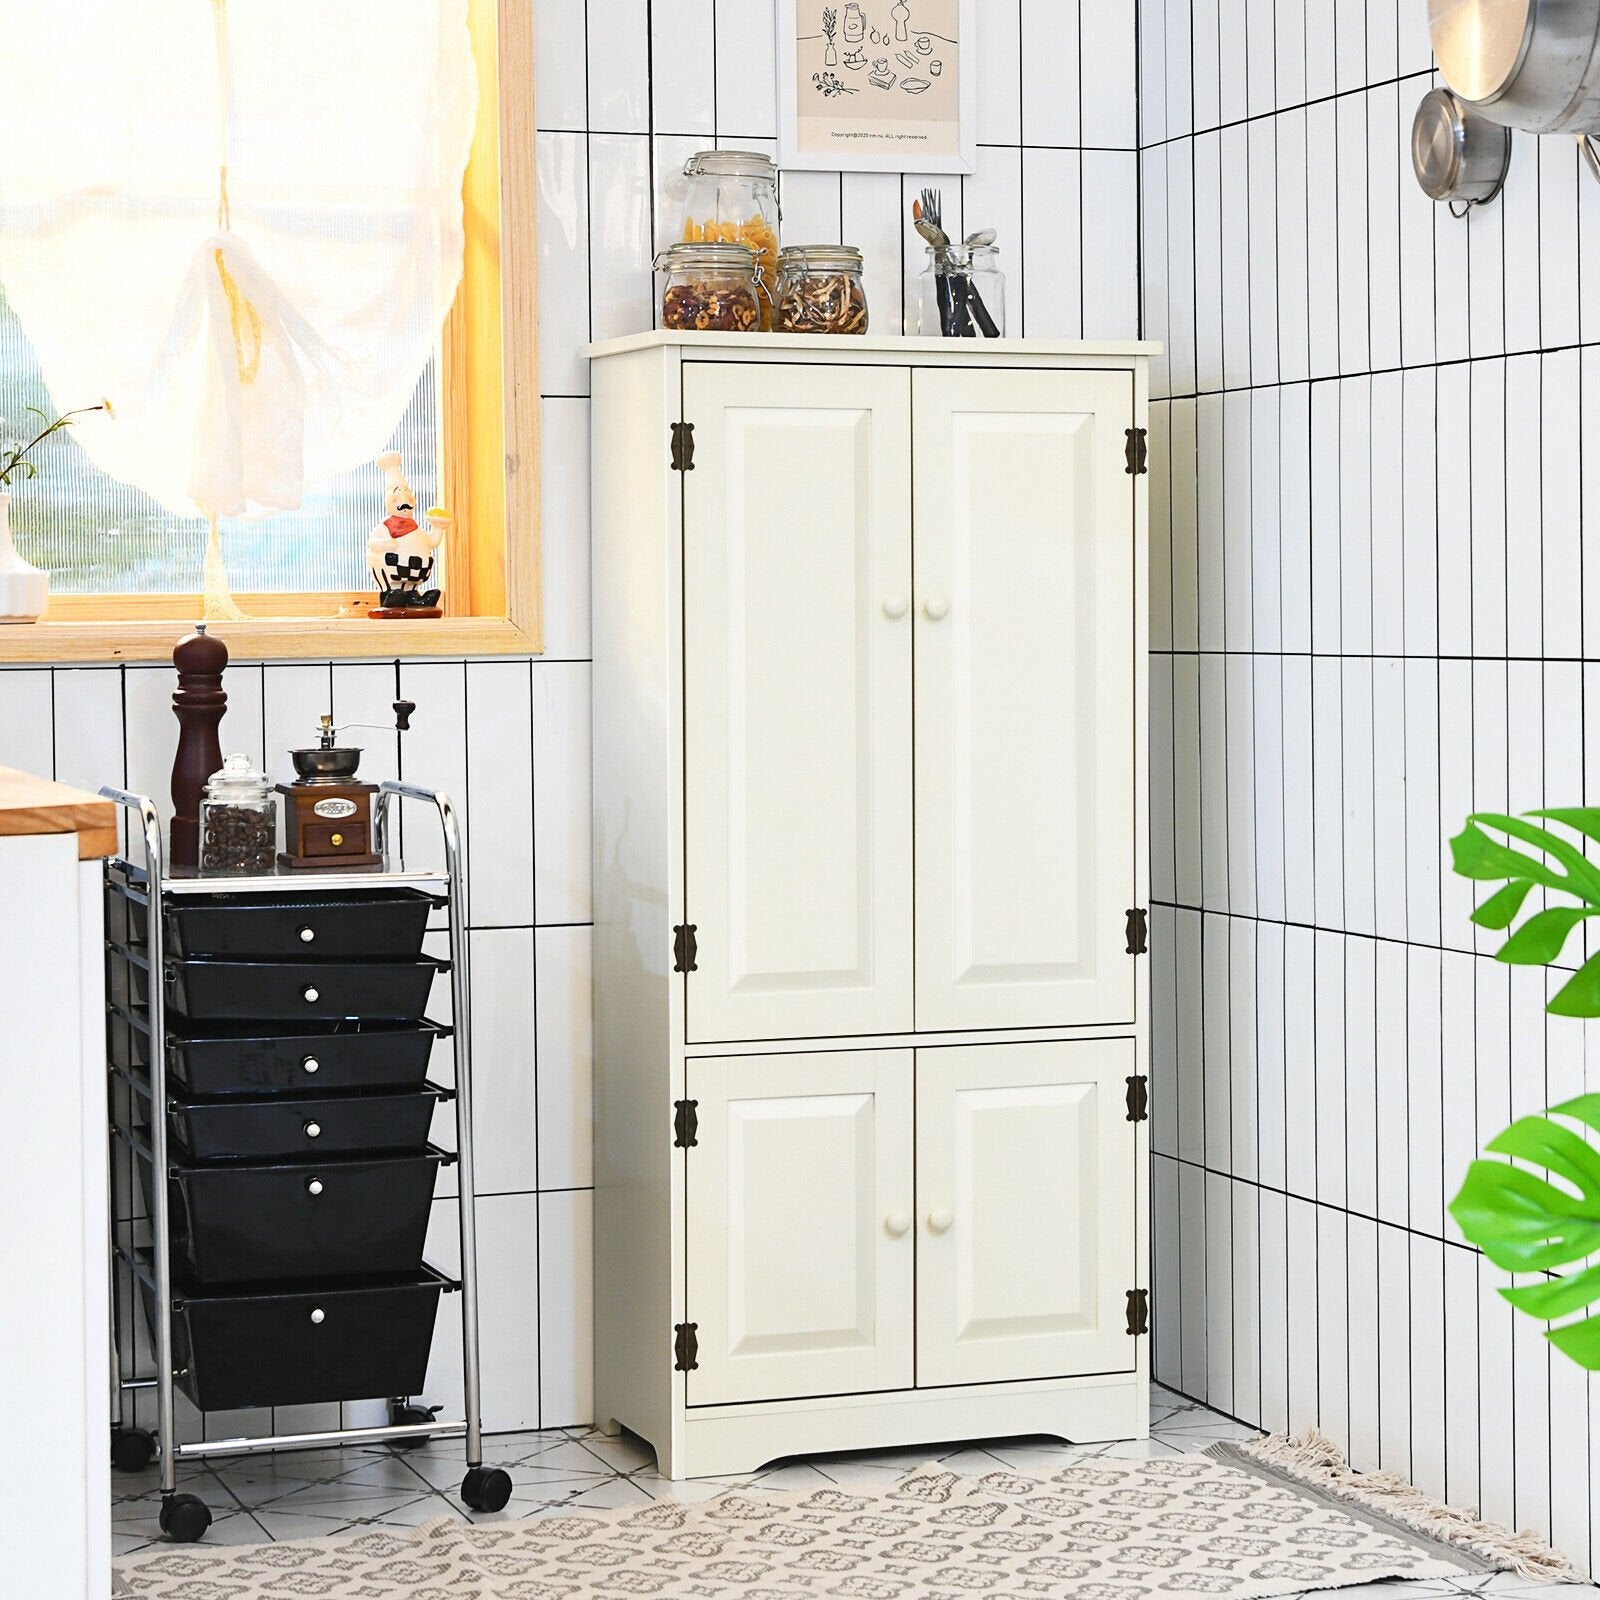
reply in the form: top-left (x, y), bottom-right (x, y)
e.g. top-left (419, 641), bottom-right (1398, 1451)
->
top-left (1449, 808), bottom-right (1600, 1367)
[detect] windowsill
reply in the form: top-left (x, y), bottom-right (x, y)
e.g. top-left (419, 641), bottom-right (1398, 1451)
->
top-left (0, 613), bottom-right (539, 664)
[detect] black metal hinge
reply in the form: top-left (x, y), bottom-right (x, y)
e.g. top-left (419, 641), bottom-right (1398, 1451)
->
top-left (1125, 907), bottom-right (1148, 956)
top-left (674, 1322), bottom-right (699, 1372)
top-left (1126, 1289), bottom-right (1149, 1337)
top-left (673, 924), bottom-right (698, 974)
top-left (1125, 1075), bottom-right (1149, 1123)
top-left (1125, 426), bottom-right (1148, 475)
top-left (674, 1099), bottom-right (699, 1149)
top-left (671, 421), bottom-right (696, 472)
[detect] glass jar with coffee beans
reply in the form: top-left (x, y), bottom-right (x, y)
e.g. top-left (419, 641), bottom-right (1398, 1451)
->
top-left (656, 242), bottom-right (763, 333)
top-left (199, 753), bottom-right (278, 875)
top-left (776, 245), bottom-right (870, 335)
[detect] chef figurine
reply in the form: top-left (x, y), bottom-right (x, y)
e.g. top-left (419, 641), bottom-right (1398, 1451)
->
top-left (367, 451), bottom-right (445, 617)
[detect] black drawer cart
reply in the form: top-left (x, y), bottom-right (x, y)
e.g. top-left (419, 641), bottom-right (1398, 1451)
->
top-left (99, 780), bottom-right (511, 1543)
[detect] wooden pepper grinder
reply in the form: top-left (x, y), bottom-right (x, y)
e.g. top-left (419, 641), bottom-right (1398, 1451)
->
top-left (169, 625), bottom-right (229, 868)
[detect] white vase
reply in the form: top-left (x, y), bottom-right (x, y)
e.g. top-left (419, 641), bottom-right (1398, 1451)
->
top-left (0, 491), bottom-right (48, 623)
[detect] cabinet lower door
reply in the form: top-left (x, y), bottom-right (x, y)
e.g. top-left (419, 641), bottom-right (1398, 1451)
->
top-left (916, 1040), bottom-right (1137, 1388)
top-left (685, 1051), bottom-right (915, 1405)
top-left (683, 362), bottom-right (914, 1044)
top-left (912, 368), bottom-right (1138, 1032)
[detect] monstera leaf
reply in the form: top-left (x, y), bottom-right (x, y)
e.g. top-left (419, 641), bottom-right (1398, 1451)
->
top-left (1450, 809), bottom-right (1600, 1016)
top-left (1450, 1096), bottom-right (1600, 1368)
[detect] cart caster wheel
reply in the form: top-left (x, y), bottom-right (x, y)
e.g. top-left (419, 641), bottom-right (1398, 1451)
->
top-left (159, 1493), bottom-right (212, 1543)
top-left (111, 1425), bottom-right (157, 1473)
top-left (461, 1466), bottom-right (512, 1513)
top-left (387, 1402), bottom-right (440, 1450)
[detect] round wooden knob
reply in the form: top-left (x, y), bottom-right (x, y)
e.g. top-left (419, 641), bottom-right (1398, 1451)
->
top-left (927, 1209), bottom-right (954, 1234)
top-left (885, 1211), bottom-right (912, 1238)
top-left (923, 597), bottom-right (950, 622)
top-left (881, 596), bottom-right (909, 620)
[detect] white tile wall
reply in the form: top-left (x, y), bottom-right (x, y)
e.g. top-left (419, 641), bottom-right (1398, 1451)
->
top-left (0, 3), bottom-right (1141, 1440)
top-left (1143, 1), bottom-right (1600, 1576)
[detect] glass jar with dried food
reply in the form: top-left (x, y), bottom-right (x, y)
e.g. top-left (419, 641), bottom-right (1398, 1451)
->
top-left (679, 150), bottom-right (781, 329)
top-left (776, 245), bottom-right (870, 334)
top-left (657, 242), bottom-right (764, 333)
top-left (199, 753), bottom-right (278, 875)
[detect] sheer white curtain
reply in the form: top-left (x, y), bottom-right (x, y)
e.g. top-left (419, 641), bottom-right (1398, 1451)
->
top-left (0, 0), bottom-right (475, 591)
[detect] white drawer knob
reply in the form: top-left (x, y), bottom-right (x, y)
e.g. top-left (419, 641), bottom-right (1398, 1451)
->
top-left (922, 597), bottom-right (950, 622)
top-left (884, 1211), bottom-right (912, 1238)
top-left (306, 1177), bottom-right (324, 1196)
top-left (927, 1208), bottom-right (954, 1234)
top-left (881, 596), bottom-right (909, 620)
top-left (298, 926), bottom-right (316, 943)
top-left (303, 986), bottom-right (320, 1003)
top-left (309, 1307), bottom-right (326, 1326)
top-left (301, 1056), bottom-right (320, 1075)
top-left (303, 1120), bottom-right (322, 1140)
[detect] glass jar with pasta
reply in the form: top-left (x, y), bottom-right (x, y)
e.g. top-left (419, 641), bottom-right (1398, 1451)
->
top-left (679, 151), bottom-right (781, 330)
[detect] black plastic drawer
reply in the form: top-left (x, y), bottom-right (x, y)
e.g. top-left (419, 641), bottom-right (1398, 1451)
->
top-left (134, 955), bottom-right (446, 1022)
top-left (168, 1086), bottom-right (445, 1160)
top-left (113, 1014), bottom-right (444, 1098)
top-left (147, 889), bottom-right (437, 960)
top-left (139, 1261), bottom-right (448, 1413)
top-left (135, 1140), bottom-right (446, 1285)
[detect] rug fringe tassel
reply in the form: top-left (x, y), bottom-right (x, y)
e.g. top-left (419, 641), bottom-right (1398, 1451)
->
top-left (1211, 1430), bottom-right (1580, 1583)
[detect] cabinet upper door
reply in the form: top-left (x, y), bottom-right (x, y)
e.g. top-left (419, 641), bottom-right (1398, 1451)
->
top-left (912, 368), bottom-right (1138, 1033)
top-left (916, 1039), bottom-right (1138, 1388)
top-left (683, 362), bottom-right (914, 1044)
top-left (685, 1050), bottom-right (915, 1406)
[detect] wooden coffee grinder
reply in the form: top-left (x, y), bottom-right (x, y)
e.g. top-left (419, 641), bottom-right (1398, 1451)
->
top-left (278, 701), bottom-right (414, 870)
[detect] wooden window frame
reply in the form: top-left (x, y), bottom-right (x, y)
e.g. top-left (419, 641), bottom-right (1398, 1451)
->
top-left (0, 0), bottom-right (539, 664)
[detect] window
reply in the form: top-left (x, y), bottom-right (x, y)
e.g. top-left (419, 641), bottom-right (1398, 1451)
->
top-left (0, 0), bottom-right (538, 662)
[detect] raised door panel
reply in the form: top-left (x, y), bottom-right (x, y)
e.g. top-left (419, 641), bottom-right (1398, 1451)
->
top-left (916, 1040), bottom-right (1137, 1388)
top-left (683, 363), bottom-right (913, 1044)
top-left (685, 1051), bottom-right (915, 1406)
top-left (913, 368), bottom-right (1138, 1032)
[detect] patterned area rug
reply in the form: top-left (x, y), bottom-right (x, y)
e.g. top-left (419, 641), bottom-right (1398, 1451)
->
top-left (113, 1439), bottom-right (1576, 1599)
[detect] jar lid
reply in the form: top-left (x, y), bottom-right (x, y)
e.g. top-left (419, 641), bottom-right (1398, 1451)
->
top-left (683, 150), bottom-right (778, 182)
top-left (779, 245), bottom-right (864, 270)
top-left (206, 751), bottom-right (271, 798)
top-left (656, 241), bottom-right (761, 273)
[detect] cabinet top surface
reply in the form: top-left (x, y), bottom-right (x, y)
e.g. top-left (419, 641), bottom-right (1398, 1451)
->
top-left (583, 331), bottom-right (1161, 362)
top-left (0, 765), bottom-right (118, 859)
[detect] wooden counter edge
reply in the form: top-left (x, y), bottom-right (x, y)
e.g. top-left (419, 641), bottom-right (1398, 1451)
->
top-left (0, 767), bottom-right (120, 860)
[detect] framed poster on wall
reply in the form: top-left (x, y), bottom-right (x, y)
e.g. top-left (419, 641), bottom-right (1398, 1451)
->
top-left (777, 0), bottom-right (976, 173)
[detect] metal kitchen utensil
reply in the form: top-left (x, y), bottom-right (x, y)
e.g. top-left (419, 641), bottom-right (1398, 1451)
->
top-left (1429, 0), bottom-right (1600, 135)
top-left (1411, 86), bottom-right (1513, 209)
top-left (965, 228), bottom-right (997, 248)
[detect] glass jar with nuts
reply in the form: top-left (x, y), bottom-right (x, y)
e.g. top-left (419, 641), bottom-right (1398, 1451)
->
top-left (775, 245), bottom-right (870, 335)
top-left (656, 242), bottom-right (764, 334)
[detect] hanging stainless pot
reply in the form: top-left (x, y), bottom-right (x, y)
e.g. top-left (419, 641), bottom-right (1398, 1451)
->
top-left (1412, 87), bottom-right (1513, 205)
top-left (1429, 0), bottom-right (1600, 133)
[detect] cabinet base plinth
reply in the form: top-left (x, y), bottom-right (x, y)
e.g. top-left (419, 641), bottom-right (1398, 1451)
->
top-left (614, 1374), bottom-right (1148, 1481)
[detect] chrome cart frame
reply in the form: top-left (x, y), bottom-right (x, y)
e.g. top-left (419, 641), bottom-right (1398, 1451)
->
top-left (100, 780), bottom-right (507, 1538)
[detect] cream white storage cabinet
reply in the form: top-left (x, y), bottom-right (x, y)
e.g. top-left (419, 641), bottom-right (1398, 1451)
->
top-left (587, 332), bottom-right (1154, 1478)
